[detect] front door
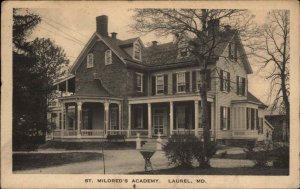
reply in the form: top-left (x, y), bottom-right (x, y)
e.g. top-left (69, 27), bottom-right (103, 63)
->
top-left (152, 108), bottom-right (166, 136)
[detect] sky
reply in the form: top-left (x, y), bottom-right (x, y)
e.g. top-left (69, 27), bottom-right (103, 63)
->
top-left (28, 7), bottom-right (271, 104)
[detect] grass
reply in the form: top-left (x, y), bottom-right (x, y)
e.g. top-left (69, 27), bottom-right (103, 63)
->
top-left (131, 166), bottom-right (289, 175)
top-left (13, 152), bottom-right (102, 171)
top-left (38, 141), bottom-right (136, 150)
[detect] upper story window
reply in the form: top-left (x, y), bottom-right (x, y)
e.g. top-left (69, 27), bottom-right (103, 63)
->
top-left (133, 42), bottom-right (141, 61)
top-left (177, 72), bottom-right (186, 93)
top-left (87, 53), bottom-right (94, 68)
top-left (220, 106), bottom-right (230, 130)
top-left (236, 76), bottom-right (246, 96)
top-left (193, 69), bottom-right (211, 92)
top-left (228, 42), bottom-right (237, 61)
top-left (220, 70), bottom-right (230, 92)
top-left (136, 73), bottom-right (143, 93)
top-left (156, 75), bottom-right (164, 94)
top-left (196, 71), bottom-right (201, 91)
top-left (105, 50), bottom-right (112, 65)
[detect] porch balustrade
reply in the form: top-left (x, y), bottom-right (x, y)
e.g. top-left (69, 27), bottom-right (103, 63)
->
top-left (53, 130), bottom-right (62, 138)
top-left (63, 130), bottom-right (78, 136)
top-left (130, 129), bottom-right (148, 137)
top-left (172, 129), bottom-right (195, 135)
top-left (106, 130), bottom-right (128, 136)
top-left (81, 130), bottom-right (105, 137)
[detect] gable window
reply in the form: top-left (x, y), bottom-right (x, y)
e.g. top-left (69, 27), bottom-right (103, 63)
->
top-left (228, 42), bottom-right (238, 61)
top-left (105, 50), bottom-right (112, 65)
top-left (156, 75), bottom-right (164, 94)
top-left (87, 53), bottom-right (94, 68)
top-left (220, 70), bottom-right (230, 92)
top-left (177, 72), bottom-right (186, 92)
top-left (133, 42), bottom-right (141, 61)
top-left (220, 106), bottom-right (230, 130)
top-left (236, 76), bottom-right (246, 96)
top-left (136, 73), bottom-right (143, 93)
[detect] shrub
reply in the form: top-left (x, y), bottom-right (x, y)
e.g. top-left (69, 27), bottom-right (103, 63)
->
top-left (162, 134), bottom-right (198, 168)
top-left (192, 140), bottom-right (217, 168)
top-left (243, 140), bottom-right (257, 159)
top-left (272, 145), bottom-right (289, 168)
top-left (250, 141), bottom-right (272, 168)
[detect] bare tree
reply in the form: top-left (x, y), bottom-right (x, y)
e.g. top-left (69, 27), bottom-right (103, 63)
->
top-left (255, 10), bottom-right (289, 126)
top-left (131, 9), bottom-right (254, 168)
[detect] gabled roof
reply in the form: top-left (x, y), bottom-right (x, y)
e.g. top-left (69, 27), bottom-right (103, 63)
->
top-left (76, 79), bottom-right (112, 97)
top-left (247, 91), bottom-right (267, 107)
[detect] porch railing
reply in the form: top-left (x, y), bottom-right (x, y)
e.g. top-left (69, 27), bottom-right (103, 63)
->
top-left (53, 130), bottom-right (61, 138)
top-left (63, 130), bottom-right (78, 136)
top-left (81, 130), bottom-right (105, 137)
top-left (106, 130), bottom-right (128, 136)
top-left (130, 129), bottom-right (148, 137)
top-left (172, 129), bottom-right (195, 135)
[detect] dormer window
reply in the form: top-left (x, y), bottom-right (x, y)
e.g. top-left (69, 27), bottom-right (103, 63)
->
top-left (105, 50), bottom-right (112, 65)
top-left (228, 42), bottom-right (237, 61)
top-left (177, 41), bottom-right (190, 58)
top-left (133, 42), bottom-right (141, 61)
top-left (87, 53), bottom-right (94, 68)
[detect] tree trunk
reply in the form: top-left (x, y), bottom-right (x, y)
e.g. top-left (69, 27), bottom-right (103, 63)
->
top-left (199, 68), bottom-right (211, 168)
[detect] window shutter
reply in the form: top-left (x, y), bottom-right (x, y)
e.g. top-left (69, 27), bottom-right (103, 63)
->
top-left (151, 76), bottom-right (156, 95)
top-left (164, 74), bottom-right (168, 94)
top-left (185, 106), bottom-right (189, 129)
top-left (133, 73), bottom-right (137, 93)
top-left (227, 108), bottom-right (231, 130)
top-left (192, 71), bottom-right (196, 92)
top-left (220, 107), bottom-right (224, 130)
top-left (242, 78), bottom-right (246, 96)
top-left (256, 109), bottom-right (259, 130)
top-left (246, 108), bottom-right (249, 130)
top-left (227, 72), bottom-right (230, 92)
top-left (172, 73), bottom-right (177, 94)
top-left (143, 74), bottom-right (147, 95)
top-left (234, 43), bottom-right (238, 61)
top-left (220, 70), bottom-right (223, 91)
top-left (185, 71), bottom-right (190, 92)
top-left (236, 76), bottom-right (239, 95)
top-left (206, 69), bottom-right (211, 90)
top-left (251, 108), bottom-right (255, 130)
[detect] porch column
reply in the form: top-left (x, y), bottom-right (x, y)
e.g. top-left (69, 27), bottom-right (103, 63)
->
top-left (104, 101), bottom-right (109, 136)
top-left (65, 104), bottom-right (69, 130)
top-left (77, 102), bottom-right (82, 137)
top-left (194, 100), bottom-right (199, 137)
top-left (60, 103), bottom-right (64, 138)
top-left (169, 101), bottom-right (174, 136)
top-left (118, 103), bottom-right (122, 130)
top-left (127, 104), bottom-right (131, 137)
top-left (148, 103), bottom-right (152, 138)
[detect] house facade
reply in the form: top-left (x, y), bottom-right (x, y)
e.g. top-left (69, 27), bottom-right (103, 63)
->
top-left (47, 15), bottom-right (273, 142)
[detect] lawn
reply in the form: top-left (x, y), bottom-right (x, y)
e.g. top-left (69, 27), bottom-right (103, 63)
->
top-left (38, 141), bottom-right (136, 150)
top-left (13, 152), bottom-right (102, 171)
top-left (131, 166), bottom-right (289, 175)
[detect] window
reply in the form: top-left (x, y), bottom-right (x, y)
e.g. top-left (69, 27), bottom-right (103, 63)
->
top-left (136, 73), bottom-right (143, 92)
top-left (228, 42), bottom-right (237, 60)
top-left (246, 108), bottom-right (258, 130)
top-left (220, 106), bottom-right (230, 130)
top-left (220, 70), bottom-right (230, 92)
top-left (87, 53), bottom-right (94, 68)
top-left (177, 41), bottom-right (190, 58)
top-left (196, 71), bottom-right (201, 91)
top-left (177, 72), bottom-right (186, 92)
top-left (156, 75), bottom-right (164, 94)
top-left (258, 118), bottom-right (264, 134)
top-left (236, 76), bottom-right (246, 96)
top-left (133, 42), bottom-right (141, 61)
top-left (105, 50), bottom-right (112, 65)
top-left (135, 106), bottom-right (143, 129)
top-left (176, 106), bottom-right (185, 129)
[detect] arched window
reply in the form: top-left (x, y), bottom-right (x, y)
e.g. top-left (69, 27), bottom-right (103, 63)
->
top-left (105, 50), bottom-right (112, 65)
top-left (133, 42), bottom-right (141, 61)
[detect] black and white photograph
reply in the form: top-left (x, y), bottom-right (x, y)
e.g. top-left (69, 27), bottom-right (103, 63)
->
top-left (1, 1), bottom-right (299, 188)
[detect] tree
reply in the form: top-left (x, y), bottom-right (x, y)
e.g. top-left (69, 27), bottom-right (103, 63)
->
top-left (255, 10), bottom-right (290, 128)
top-left (13, 9), bottom-right (69, 149)
top-left (131, 9), bottom-right (253, 168)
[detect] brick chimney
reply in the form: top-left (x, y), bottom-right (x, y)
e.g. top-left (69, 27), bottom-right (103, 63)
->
top-left (152, 41), bottom-right (158, 46)
top-left (96, 15), bottom-right (108, 36)
top-left (207, 19), bottom-right (220, 36)
top-left (111, 32), bottom-right (117, 39)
